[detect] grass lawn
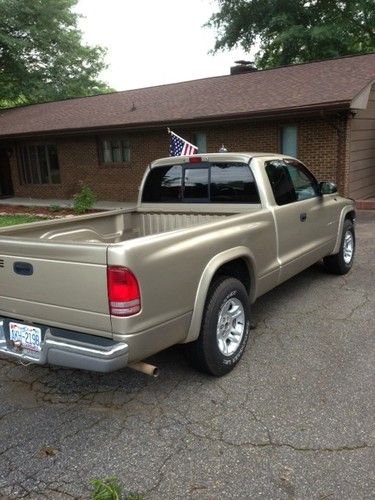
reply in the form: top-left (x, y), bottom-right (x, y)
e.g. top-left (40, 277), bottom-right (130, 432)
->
top-left (0, 215), bottom-right (47, 227)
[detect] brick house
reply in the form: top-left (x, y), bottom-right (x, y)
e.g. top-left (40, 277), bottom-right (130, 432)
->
top-left (0, 53), bottom-right (374, 203)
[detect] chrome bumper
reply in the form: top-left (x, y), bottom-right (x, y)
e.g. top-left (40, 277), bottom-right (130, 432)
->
top-left (0, 319), bottom-right (129, 373)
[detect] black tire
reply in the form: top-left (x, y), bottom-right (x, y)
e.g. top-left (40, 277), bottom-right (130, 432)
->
top-left (323, 219), bottom-right (355, 275)
top-left (186, 276), bottom-right (251, 376)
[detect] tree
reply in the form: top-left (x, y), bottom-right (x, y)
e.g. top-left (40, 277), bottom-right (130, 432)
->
top-left (0, 0), bottom-right (112, 107)
top-left (207, 0), bottom-right (375, 69)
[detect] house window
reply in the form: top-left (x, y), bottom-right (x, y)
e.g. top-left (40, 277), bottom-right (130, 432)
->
top-left (19, 144), bottom-right (60, 185)
top-left (193, 132), bottom-right (207, 153)
top-left (280, 125), bottom-right (297, 157)
top-left (99, 137), bottom-right (130, 164)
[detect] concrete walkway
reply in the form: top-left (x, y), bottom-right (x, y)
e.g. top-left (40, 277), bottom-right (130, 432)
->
top-left (0, 197), bottom-right (136, 210)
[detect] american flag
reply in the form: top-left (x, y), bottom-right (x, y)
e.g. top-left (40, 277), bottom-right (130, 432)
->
top-left (169, 131), bottom-right (198, 156)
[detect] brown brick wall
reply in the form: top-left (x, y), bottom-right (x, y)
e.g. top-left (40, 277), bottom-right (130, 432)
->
top-left (7, 117), bottom-right (347, 202)
top-left (297, 118), bottom-right (339, 182)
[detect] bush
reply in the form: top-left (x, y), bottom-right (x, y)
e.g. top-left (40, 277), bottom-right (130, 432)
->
top-left (49, 204), bottom-right (62, 213)
top-left (73, 183), bottom-right (96, 214)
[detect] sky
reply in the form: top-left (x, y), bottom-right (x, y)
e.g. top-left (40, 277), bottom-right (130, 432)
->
top-left (75, 0), bottom-right (252, 91)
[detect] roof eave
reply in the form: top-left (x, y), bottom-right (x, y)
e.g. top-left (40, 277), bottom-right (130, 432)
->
top-left (0, 101), bottom-right (351, 140)
top-left (350, 79), bottom-right (375, 109)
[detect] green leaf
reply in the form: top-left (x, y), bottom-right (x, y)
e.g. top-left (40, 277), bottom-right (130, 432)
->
top-left (91, 477), bottom-right (122, 500)
top-left (0, 0), bottom-right (113, 108)
top-left (207, 0), bottom-right (375, 68)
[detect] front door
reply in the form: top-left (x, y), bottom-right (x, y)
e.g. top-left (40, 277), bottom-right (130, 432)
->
top-left (265, 159), bottom-right (338, 284)
top-left (0, 148), bottom-right (14, 197)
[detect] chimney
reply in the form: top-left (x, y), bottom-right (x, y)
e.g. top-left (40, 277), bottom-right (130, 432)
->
top-left (230, 60), bottom-right (257, 75)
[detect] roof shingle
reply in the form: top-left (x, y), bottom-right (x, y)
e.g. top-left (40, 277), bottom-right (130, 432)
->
top-left (0, 53), bottom-right (374, 138)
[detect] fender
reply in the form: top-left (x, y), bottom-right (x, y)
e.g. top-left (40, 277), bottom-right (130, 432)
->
top-left (182, 246), bottom-right (257, 344)
top-left (331, 205), bottom-right (356, 255)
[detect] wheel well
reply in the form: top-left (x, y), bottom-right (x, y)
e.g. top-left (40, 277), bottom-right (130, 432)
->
top-left (212, 258), bottom-right (251, 294)
top-left (345, 210), bottom-right (356, 223)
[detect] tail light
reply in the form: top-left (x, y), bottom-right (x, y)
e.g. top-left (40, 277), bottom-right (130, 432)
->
top-left (107, 266), bottom-right (141, 316)
top-left (189, 156), bottom-right (202, 163)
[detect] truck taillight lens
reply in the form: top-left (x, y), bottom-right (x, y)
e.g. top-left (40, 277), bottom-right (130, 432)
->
top-left (107, 266), bottom-right (141, 316)
top-left (189, 156), bottom-right (202, 163)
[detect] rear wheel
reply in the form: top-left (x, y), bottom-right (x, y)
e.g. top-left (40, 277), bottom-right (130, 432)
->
top-left (323, 219), bottom-right (355, 275)
top-left (186, 277), bottom-right (251, 376)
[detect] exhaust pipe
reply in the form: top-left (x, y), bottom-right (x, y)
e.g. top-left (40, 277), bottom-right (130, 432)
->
top-left (128, 361), bottom-right (159, 377)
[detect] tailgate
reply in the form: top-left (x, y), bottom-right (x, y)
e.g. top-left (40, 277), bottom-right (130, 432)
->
top-left (0, 238), bottom-right (112, 337)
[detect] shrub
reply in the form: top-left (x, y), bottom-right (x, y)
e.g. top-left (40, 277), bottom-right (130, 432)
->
top-left (73, 183), bottom-right (96, 214)
top-left (49, 204), bottom-right (62, 212)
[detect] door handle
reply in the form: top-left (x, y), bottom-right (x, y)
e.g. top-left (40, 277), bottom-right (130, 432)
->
top-left (300, 212), bottom-right (307, 222)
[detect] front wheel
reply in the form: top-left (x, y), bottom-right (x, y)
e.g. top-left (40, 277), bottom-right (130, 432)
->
top-left (323, 219), bottom-right (355, 275)
top-left (186, 277), bottom-right (251, 376)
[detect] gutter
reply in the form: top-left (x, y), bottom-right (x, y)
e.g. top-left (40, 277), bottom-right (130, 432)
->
top-left (0, 101), bottom-right (351, 141)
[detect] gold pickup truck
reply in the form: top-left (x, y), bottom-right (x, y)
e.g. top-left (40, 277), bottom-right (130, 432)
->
top-left (0, 153), bottom-right (355, 376)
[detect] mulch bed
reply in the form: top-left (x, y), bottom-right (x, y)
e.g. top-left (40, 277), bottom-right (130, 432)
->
top-left (0, 205), bottom-right (101, 217)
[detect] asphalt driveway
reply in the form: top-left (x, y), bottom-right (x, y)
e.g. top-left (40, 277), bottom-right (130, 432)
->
top-left (0, 211), bottom-right (374, 499)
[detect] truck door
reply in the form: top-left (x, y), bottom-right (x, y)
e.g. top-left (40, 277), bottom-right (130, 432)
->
top-left (265, 159), bottom-right (338, 284)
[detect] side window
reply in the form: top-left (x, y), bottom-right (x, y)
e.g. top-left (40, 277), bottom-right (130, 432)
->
top-left (285, 160), bottom-right (319, 201)
top-left (266, 161), bottom-right (296, 205)
top-left (211, 163), bottom-right (260, 203)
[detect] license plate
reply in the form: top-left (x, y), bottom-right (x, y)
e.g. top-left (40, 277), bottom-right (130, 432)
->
top-left (9, 322), bottom-right (42, 352)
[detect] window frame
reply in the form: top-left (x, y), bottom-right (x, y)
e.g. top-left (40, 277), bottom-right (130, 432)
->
top-left (98, 135), bottom-right (131, 165)
top-left (17, 143), bottom-right (61, 186)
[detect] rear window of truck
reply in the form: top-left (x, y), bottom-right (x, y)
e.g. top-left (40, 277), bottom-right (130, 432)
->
top-left (142, 162), bottom-right (260, 203)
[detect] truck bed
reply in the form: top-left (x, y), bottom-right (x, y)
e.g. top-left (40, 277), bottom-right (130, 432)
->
top-left (0, 208), bottom-right (234, 243)
top-left (0, 208), bottom-right (245, 338)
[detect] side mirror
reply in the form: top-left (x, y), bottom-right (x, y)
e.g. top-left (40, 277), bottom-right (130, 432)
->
top-left (319, 181), bottom-right (337, 195)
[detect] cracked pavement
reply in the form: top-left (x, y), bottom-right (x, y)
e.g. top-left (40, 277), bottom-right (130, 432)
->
top-left (0, 211), bottom-right (374, 499)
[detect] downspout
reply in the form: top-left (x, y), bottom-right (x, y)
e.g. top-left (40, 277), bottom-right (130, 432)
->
top-left (319, 110), bottom-right (352, 196)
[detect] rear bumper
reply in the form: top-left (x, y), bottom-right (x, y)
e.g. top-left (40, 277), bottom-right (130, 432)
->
top-left (0, 318), bottom-right (128, 373)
